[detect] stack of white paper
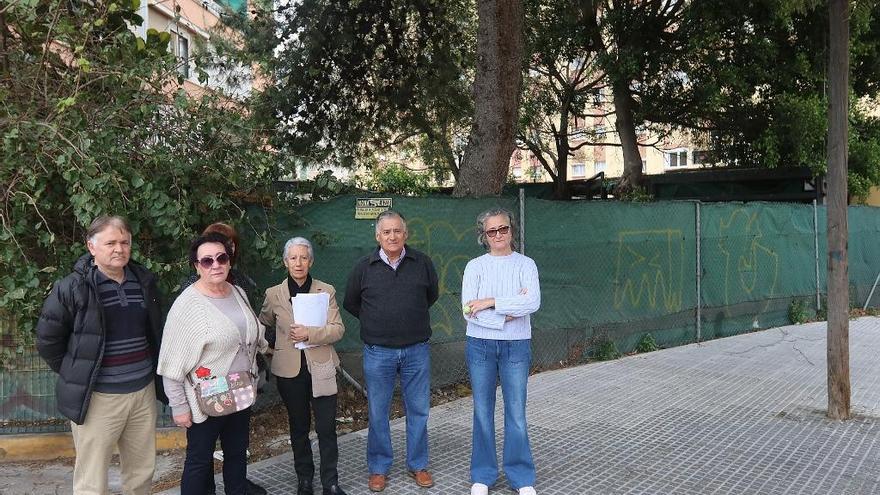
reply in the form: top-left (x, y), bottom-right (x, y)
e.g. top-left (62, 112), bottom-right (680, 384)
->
top-left (291, 293), bottom-right (330, 349)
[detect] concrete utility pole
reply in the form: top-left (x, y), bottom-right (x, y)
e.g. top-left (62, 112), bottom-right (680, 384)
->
top-left (826, 0), bottom-right (851, 420)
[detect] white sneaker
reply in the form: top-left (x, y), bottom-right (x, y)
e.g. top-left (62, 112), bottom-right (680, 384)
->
top-left (518, 487), bottom-right (537, 495)
top-left (470, 482), bottom-right (489, 495)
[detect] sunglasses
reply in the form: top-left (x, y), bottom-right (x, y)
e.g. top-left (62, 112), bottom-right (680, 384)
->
top-left (197, 253), bottom-right (230, 269)
top-left (484, 225), bottom-right (510, 238)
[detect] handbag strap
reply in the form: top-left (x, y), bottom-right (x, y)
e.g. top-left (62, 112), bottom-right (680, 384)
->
top-left (231, 284), bottom-right (260, 373)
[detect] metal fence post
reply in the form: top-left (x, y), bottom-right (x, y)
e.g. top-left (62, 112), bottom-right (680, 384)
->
top-left (519, 188), bottom-right (525, 255)
top-left (813, 199), bottom-right (821, 311)
top-left (863, 271), bottom-right (880, 311)
top-left (696, 201), bottom-right (702, 342)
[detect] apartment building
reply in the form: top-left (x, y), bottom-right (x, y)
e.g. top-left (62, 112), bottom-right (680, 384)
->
top-left (510, 88), bottom-right (708, 183)
top-left (135, 0), bottom-right (251, 99)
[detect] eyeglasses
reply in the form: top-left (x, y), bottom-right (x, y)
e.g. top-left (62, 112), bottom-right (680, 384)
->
top-left (197, 253), bottom-right (230, 269)
top-left (484, 225), bottom-right (510, 238)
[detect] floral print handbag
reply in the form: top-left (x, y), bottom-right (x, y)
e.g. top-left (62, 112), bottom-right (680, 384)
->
top-left (190, 366), bottom-right (256, 416)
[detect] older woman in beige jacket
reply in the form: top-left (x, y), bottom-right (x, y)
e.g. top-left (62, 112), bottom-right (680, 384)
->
top-left (259, 237), bottom-right (348, 495)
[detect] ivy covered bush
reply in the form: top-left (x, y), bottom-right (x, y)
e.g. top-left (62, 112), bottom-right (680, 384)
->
top-left (0, 0), bottom-right (282, 358)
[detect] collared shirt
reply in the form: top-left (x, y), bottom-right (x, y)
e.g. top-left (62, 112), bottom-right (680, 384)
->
top-left (93, 266), bottom-right (153, 393)
top-left (379, 246), bottom-right (407, 271)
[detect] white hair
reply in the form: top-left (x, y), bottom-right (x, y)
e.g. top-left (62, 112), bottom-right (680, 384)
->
top-left (282, 237), bottom-right (314, 261)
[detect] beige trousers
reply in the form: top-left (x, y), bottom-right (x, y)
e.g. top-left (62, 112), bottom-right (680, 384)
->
top-left (70, 382), bottom-right (157, 495)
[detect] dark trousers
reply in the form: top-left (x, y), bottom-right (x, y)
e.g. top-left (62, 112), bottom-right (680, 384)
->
top-left (181, 407), bottom-right (251, 495)
top-left (276, 365), bottom-right (339, 488)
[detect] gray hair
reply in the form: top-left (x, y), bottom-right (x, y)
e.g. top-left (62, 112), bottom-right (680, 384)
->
top-left (476, 207), bottom-right (518, 251)
top-left (375, 209), bottom-right (407, 234)
top-left (86, 215), bottom-right (131, 243)
top-left (282, 236), bottom-right (314, 262)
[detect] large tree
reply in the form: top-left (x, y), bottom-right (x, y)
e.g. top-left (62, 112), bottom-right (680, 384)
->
top-left (453, 0), bottom-right (525, 197)
top-left (517, 0), bottom-right (605, 199)
top-left (681, 0), bottom-right (880, 200)
top-left (579, 0), bottom-right (694, 194)
top-left (263, 0), bottom-right (474, 181)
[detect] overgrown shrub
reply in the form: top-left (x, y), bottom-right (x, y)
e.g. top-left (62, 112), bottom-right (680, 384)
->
top-left (0, 0), bottom-right (282, 364)
top-left (636, 334), bottom-right (659, 353)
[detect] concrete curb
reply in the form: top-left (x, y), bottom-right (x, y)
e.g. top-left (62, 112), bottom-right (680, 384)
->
top-left (0, 427), bottom-right (187, 462)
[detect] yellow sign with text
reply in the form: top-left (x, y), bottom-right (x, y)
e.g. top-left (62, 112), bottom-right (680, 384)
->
top-left (355, 198), bottom-right (393, 219)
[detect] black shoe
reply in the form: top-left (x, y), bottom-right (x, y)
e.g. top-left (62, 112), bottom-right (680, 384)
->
top-left (298, 478), bottom-right (315, 495)
top-left (246, 478), bottom-right (267, 495)
top-left (323, 485), bottom-right (348, 495)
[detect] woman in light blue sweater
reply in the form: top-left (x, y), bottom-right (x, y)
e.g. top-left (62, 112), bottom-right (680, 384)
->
top-left (462, 207), bottom-right (541, 495)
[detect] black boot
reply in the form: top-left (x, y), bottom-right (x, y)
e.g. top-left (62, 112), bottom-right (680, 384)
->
top-left (246, 478), bottom-right (267, 495)
top-left (322, 484), bottom-right (348, 495)
top-left (298, 478), bottom-right (315, 495)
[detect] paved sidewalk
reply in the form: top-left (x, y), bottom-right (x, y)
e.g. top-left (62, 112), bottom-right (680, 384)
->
top-left (48, 318), bottom-right (880, 494)
top-left (162, 318), bottom-right (880, 495)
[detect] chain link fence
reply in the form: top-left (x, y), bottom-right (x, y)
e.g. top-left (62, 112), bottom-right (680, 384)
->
top-left (4, 194), bottom-right (880, 433)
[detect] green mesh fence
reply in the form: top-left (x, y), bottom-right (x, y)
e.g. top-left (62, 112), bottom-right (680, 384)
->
top-left (4, 196), bottom-right (880, 433)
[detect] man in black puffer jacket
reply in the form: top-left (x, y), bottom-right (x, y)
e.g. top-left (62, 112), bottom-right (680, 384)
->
top-left (36, 215), bottom-right (167, 495)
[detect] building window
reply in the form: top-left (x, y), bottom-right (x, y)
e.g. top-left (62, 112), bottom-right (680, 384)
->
top-left (641, 160), bottom-right (647, 173)
top-left (572, 163), bottom-right (586, 178)
top-left (665, 149), bottom-right (689, 168)
top-left (176, 34), bottom-right (190, 79)
top-left (513, 166), bottom-right (523, 178)
top-left (594, 161), bottom-right (606, 174)
top-left (693, 150), bottom-right (710, 164)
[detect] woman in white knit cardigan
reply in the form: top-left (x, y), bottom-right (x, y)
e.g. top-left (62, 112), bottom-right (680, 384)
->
top-left (158, 232), bottom-right (267, 495)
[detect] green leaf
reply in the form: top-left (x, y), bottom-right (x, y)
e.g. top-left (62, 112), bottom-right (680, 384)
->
top-left (56, 96), bottom-right (76, 111)
top-left (76, 58), bottom-right (91, 73)
top-left (8, 288), bottom-right (25, 301)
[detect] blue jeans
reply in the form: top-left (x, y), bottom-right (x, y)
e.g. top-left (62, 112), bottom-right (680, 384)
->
top-left (466, 336), bottom-right (535, 489)
top-left (363, 342), bottom-right (431, 474)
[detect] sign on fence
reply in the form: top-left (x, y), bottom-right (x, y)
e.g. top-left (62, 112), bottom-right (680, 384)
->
top-left (355, 197), bottom-right (392, 219)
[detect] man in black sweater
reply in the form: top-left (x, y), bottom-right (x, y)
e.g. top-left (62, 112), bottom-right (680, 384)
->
top-left (343, 210), bottom-right (439, 493)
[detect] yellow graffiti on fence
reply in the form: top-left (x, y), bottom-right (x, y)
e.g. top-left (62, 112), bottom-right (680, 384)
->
top-left (717, 208), bottom-right (779, 309)
top-left (613, 229), bottom-right (684, 312)
top-left (406, 217), bottom-right (475, 337)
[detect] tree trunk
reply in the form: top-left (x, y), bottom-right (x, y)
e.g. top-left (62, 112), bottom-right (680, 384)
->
top-left (552, 106), bottom-right (571, 199)
top-left (453, 0), bottom-right (524, 197)
top-left (0, 13), bottom-right (7, 76)
top-left (610, 78), bottom-right (643, 195)
top-left (826, 0), bottom-right (851, 421)
top-left (553, 142), bottom-right (570, 199)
